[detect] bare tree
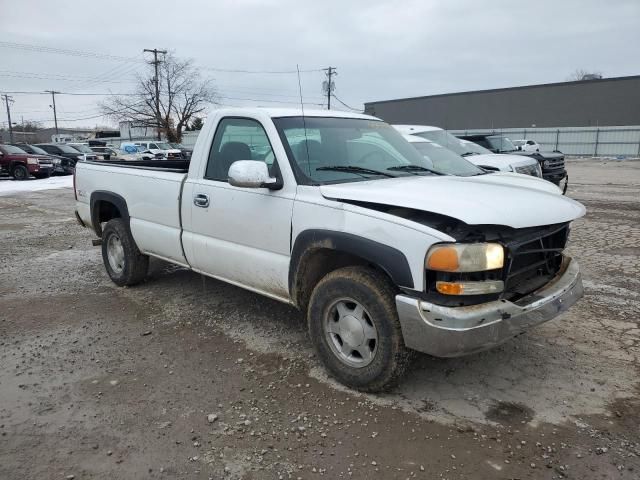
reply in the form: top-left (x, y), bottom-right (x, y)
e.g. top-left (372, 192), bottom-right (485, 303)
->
top-left (567, 69), bottom-right (603, 81)
top-left (101, 53), bottom-right (215, 142)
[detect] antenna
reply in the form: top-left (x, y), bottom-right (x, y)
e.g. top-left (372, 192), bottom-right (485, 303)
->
top-left (296, 64), bottom-right (312, 177)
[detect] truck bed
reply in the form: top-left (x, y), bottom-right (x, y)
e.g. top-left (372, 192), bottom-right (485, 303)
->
top-left (75, 159), bottom-right (189, 266)
top-left (84, 159), bottom-right (190, 173)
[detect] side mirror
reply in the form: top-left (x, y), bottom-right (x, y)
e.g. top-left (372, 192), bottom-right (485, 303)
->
top-left (228, 160), bottom-right (279, 189)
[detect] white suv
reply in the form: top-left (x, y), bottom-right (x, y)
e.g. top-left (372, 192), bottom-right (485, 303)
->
top-left (394, 125), bottom-right (543, 178)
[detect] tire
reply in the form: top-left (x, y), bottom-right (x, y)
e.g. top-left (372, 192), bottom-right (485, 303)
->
top-left (12, 164), bottom-right (29, 180)
top-left (34, 171), bottom-right (51, 179)
top-left (307, 266), bottom-right (413, 392)
top-left (101, 218), bottom-right (149, 287)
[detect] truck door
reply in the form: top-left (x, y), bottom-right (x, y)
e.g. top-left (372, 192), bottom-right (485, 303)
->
top-left (182, 117), bottom-right (295, 301)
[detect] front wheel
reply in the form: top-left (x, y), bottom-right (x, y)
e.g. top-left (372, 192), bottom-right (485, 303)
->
top-left (12, 165), bottom-right (29, 180)
top-left (34, 171), bottom-right (51, 179)
top-left (308, 266), bottom-right (413, 392)
top-left (101, 218), bottom-right (149, 286)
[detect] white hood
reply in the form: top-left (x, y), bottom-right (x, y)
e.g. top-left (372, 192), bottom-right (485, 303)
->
top-left (320, 173), bottom-right (585, 229)
top-left (467, 153), bottom-right (537, 171)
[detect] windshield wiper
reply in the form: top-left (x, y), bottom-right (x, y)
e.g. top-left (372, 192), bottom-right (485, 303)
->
top-left (387, 165), bottom-right (445, 176)
top-left (461, 152), bottom-right (478, 157)
top-left (316, 165), bottom-right (396, 178)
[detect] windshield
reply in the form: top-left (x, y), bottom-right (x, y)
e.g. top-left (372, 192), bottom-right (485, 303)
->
top-left (487, 136), bottom-right (517, 152)
top-left (409, 141), bottom-right (483, 176)
top-left (27, 145), bottom-right (49, 155)
top-left (53, 144), bottom-right (83, 153)
top-left (156, 142), bottom-right (173, 150)
top-left (1, 145), bottom-right (27, 154)
top-left (412, 130), bottom-right (476, 156)
top-left (169, 143), bottom-right (184, 149)
top-left (274, 117), bottom-right (449, 184)
top-left (69, 144), bottom-right (93, 153)
top-left (461, 140), bottom-right (492, 155)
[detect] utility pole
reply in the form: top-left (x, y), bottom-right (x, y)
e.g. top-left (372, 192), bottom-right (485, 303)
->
top-left (323, 67), bottom-right (337, 110)
top-left (2, 94), bottom-right (14, 143)
top-left (144, 48), bottom-right (167, 140)
top-left (45, 90), bottom-right (60, 135)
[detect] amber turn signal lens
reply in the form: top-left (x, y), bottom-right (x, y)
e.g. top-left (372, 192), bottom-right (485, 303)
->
top-left (426, 247), bottom-right (459, 272)
top-left (435, 281), bottom-right (464, 295)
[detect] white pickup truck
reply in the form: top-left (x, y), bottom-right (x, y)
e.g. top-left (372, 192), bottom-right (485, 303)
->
top-left (75, 108), bottom-right (586, 392)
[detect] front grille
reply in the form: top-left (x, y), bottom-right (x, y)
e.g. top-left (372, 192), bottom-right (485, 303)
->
top-left (503, 223), bottom-right (569, 299)
top-left (514, 164), bottom-right (539, 177)
top-left (544, 157), bottom-right (565, 171)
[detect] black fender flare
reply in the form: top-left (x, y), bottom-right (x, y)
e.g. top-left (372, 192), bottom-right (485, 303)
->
top-left (289, 229), bottom-right (415, 300)
top-left (90, 191), bottom-right (130, 237)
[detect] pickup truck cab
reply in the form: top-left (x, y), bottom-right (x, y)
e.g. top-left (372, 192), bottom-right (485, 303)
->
top-left (75, 108), bottom-right (585, 392)
top-left (0, 144), bottom-right (53, 179)
top-left (394, 125), bottom-right (543, 179)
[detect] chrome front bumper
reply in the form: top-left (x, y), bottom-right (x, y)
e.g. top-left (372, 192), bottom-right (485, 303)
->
top-left (396, 257), bottom-right (583, 357)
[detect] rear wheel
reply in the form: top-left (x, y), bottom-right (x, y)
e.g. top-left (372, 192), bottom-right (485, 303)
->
top-left (101, 218), bottom-right (149, 286)
top-left (308, 266), bottom-right (413, 392)
top-left (12, 164), bottom-right (29, 180)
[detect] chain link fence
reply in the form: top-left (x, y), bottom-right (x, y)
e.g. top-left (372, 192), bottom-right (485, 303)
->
top-left (448, 125), bottom-right (640, 157)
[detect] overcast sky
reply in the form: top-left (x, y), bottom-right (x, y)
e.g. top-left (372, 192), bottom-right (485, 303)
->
top-left (1, 0), bottom-right (638, 129)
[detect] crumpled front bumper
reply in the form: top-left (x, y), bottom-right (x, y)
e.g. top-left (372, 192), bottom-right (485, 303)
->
top-left (395, 257), bottom-right (583, 357)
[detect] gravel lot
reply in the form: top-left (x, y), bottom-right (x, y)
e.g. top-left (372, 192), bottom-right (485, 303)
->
top-left (1, 159), bottom-right (638, 479)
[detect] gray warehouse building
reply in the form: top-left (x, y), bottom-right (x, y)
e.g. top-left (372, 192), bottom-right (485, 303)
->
top-left (365, 75), bottom-right (640, 156)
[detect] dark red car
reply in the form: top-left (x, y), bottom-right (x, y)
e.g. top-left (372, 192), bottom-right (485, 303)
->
top-left (0, 144), bottom-right (54, 180)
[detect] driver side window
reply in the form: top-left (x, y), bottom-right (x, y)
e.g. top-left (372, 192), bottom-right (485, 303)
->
top-left (205, 118), bottom-right (275, 181)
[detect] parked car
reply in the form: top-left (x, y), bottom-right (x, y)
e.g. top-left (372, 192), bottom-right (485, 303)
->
top-left (394, 125), bottom-right (543, 178)
top-left (403, 135), bottom-right (559, 192)
top-left (133, 141), bottom-right (183, 159)
top-left (513, 139), bottom-right (541, 152)
top-left (10, 143), bottom-right (68, 175)
top-left (67, 143), bottom-right (99, 161)
top-left (90, 146), bottom-right (120, 160)
top-left (119, 143), bottom-right (165, 161)
top-left (169, 142), bottom-right (193, 159)
top-left (75, 108), bottom-right (586, 392)
top-left (458, 134), bottom-right (567, 189)
top-left (34, 143), bottom-right (89, 173)
top-left (0, 144), bottom-right (54, 180)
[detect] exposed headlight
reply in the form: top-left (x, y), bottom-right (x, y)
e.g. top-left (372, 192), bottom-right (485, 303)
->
top-left (77, 155), bottom-right (84, 160)
top-left (27, 157), bottom-right (39, 165)
top-left (426, 243), bottom-right (504, 272)
top-left (543, 160), bottom-right (550, 168)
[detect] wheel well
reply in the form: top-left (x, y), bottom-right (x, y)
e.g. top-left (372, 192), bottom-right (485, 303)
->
top-left (292, 248), bottom-right (393, 312)
top-left (92, 200), bottom-right (122, 237)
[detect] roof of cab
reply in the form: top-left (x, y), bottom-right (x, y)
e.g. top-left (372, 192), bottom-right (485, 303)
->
top-left (210, 107), bottom-right (380, 121)
top-left (394, 124), bottom-right (443, 134)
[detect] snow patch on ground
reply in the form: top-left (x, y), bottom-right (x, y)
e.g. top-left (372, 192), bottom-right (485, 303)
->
top-left (0, 176), bottom-right (73, 196)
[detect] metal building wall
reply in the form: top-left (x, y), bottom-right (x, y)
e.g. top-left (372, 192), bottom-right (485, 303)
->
top-left (365, 76), bottom-right (640, 129)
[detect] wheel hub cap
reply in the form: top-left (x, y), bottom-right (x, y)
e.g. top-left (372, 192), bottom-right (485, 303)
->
top-left (324, 298), bottom-right (378, 368)
top-left (107, 234), bottom-right (125, 274)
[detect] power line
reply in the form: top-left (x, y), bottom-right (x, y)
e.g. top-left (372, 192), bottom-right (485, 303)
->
top-left (331, 94), bottom-right (363, 112)
top-left (201, 66), bottom-right (325, 74)
top-left (0, 41), bottom-right (146, 63)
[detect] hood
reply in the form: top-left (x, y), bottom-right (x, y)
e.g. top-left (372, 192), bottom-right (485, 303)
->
top-left (512, 150), bottom-right (563, 160)
top-left (466, 153), bottom-right (537, 170)
top-left (320, 174), bottom-right (584, 229)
